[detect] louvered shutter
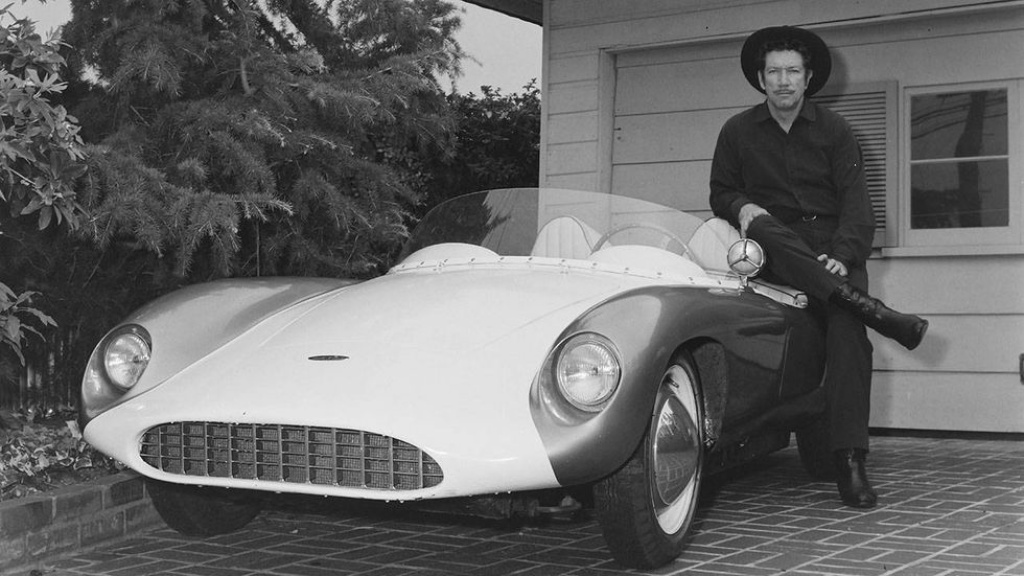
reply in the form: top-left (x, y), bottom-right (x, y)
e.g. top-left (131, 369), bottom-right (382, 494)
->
top-left (815, 85), bottom-right (895, 246)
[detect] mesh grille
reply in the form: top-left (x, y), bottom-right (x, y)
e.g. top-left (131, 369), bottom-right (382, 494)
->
top-left (140, 422), bottom-right (443, 490)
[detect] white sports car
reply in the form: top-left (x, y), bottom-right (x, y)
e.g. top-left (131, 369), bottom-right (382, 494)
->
top-left (80, 188), bottom-right (830, 569)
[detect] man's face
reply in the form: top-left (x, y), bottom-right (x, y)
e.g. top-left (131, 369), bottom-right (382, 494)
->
top-left (758, 50), bottom-right (812, 112)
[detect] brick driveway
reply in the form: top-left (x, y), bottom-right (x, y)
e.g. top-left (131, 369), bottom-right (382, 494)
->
top-left (37, 436), bottom-right (1024, 576)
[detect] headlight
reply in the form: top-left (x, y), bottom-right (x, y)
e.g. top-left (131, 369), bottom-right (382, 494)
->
top-left (556, 334), bottom-right (621, 411)
top-left (102, 327), bottom-right (151, 390)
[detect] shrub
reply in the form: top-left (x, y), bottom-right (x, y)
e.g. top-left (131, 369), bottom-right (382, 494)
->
top-left (0, 409), bottom-right (124, 501)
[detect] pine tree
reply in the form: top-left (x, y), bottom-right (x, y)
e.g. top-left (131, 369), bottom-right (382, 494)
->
top-left (0, 0), bottom-right (466, 409)
top-left (64, 0), bottom-right (464, 279)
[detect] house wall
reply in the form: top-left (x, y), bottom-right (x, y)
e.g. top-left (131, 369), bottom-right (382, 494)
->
top-left (539, 0), bottom-right (1024, 432)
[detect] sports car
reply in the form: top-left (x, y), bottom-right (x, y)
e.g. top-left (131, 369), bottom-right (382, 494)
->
top-left (80, 188), bottom-right (832, 569)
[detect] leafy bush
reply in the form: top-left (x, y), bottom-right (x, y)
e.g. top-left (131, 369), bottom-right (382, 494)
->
top-left (414, 83), bottom-right (541, 220)
top-left (0, 410), bottom-right (124, 501)
top-left (1, 281), bottom-right (55, 366)
top-left (0, 7), bottom-right (87, 230)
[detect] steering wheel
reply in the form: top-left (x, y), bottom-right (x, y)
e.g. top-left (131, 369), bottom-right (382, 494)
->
top-left (591, 223), bottom-right (695, 260)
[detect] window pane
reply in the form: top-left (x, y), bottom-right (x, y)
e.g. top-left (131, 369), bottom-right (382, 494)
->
top-left (911, 90), bottom-right (1007, 160)
top-left (910, 160), bottom-right (1009, 229)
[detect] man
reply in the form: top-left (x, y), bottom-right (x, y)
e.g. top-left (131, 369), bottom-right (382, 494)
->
top-left (709, 26), bottom-right (928, 508)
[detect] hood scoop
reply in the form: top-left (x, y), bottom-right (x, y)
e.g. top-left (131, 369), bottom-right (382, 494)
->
top-left (308, 355), bottom-right (350, 361)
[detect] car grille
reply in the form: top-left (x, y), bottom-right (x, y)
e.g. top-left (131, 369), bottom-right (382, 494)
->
top-left (140, 422), bottom-right (444, 490)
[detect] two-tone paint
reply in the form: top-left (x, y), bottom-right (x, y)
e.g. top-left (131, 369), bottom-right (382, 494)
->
top-left (83, 254), bottom-right (749, 500)
top-left (530, 277), bottom-right (826, 487)
top-left (80, 188), bottom-right (827, 507)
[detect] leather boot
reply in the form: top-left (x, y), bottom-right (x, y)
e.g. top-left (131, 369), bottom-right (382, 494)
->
top-left (834, 448), bottom-right (877, 508)
top-left (830, 283), bottom-right (928, 350)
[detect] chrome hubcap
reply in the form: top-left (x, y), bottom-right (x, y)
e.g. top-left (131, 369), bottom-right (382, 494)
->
top-left (651, 365), bottom-right (701, 533)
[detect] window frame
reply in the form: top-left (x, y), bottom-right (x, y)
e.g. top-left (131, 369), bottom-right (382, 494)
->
top-left (900, 80), bottom-right (1022, 248)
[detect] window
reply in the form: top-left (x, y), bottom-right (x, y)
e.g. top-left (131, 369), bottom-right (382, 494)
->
top-left (911, 89), bottom-right (1008, 228)
top-left (903, 83), bottom-right (1021, 247)
top-left (818, 81), bottom-right (1022, 252)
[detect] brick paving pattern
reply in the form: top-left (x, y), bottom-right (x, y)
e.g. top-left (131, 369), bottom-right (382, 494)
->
top-left (32, 436), bottom-right (1024, 576)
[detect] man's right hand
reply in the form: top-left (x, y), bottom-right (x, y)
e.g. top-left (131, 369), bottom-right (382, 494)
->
top-left (738, 203), bottom-right (770, 236)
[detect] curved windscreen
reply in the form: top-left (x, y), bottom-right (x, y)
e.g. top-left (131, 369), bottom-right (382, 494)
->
top-left (400, 188), bottom-right (711, 262)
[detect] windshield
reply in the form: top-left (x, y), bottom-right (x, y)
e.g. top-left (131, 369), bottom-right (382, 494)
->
top-left (400, 188), bottom-right (721, 266)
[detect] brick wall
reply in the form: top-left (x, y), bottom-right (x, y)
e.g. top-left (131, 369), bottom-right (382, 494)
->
top-left (0, 472), bottom-right (162, 573)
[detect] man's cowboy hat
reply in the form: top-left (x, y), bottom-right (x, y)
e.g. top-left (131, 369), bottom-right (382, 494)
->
top-left (740, 26), bottom-right (832, 96)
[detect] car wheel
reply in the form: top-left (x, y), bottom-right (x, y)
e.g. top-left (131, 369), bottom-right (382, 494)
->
top-left (146, 478), bottom-right (263, 536)
top-left (796, 414), bottom-right (835, 481)
top-left (593, 353), bottom-right (704, 569)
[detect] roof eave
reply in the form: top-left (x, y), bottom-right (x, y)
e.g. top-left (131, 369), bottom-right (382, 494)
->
top-left (461, 0), bottom-right (542, 25)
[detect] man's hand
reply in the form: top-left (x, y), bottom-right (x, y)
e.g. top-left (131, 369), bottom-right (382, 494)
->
top-left (818, 254), bottom-right (848, 277)
top-left (738, 203), bottom-right (770, 236)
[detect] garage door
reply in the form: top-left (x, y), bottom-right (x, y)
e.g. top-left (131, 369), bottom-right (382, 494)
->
top-left (608, 41), bottom-right (1024, 434)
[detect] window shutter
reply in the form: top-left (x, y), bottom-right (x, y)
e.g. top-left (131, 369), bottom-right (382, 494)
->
top-left (815, 87), bottom-right (894, 246)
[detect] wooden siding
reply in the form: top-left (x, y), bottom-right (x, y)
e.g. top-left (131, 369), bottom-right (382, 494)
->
top-left (542, 0), bottom-right (1024, 187)
top-left (540, 0), bottom-right (1024, 431)
top-left (547, 0), bottom-right (1009, 36)
top-left (871, 372), bottom-right (1024, 432)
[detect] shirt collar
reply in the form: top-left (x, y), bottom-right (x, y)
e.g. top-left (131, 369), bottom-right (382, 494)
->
top-left (755, 100), bottom-right (818, 124)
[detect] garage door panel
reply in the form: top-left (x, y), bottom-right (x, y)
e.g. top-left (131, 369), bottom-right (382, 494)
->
top-left (617, 40), bottom-right (740, 70)
top-left (615, 59), bottom-right (759, 116)
top-left (611, 162), bottom-right (711, 211)
top-left (613, 109), bottom-right (740, 164)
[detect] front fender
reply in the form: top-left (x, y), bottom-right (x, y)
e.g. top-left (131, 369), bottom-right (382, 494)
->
top-left (530, 285), bottom-right (793, 486)
top-left (80, 277), bottom-right (356, 427)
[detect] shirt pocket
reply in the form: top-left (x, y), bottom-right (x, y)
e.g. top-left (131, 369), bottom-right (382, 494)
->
top-left (790, 136), bottom-right (834, 190)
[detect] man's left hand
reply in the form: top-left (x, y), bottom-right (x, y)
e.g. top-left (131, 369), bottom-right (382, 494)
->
top-left (817, 254), bottom-right (848, 277)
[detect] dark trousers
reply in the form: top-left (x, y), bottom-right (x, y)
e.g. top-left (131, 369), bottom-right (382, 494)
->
top-left (747, 215), bottom-right (873, 451)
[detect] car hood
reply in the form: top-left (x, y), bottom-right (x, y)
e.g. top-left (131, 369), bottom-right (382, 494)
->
top-left (269, 265), bottom-right (642, 353)
top-left (84, 263), bottom-right (666, 497)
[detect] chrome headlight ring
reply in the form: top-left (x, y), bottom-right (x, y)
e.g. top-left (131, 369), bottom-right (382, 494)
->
top-left (554, 333), bottom-right (622, 412)
top-left (101, 325), bottom-right (152, 391)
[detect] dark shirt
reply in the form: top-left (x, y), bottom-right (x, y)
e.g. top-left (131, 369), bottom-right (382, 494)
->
top-left (709, 100), bottom-right (875, 268)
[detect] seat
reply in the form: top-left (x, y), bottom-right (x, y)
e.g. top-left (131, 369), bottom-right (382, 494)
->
top-left (530, 216), bottom-right (602, 259)
top-left (688, 218), bottom-right (742, 272)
